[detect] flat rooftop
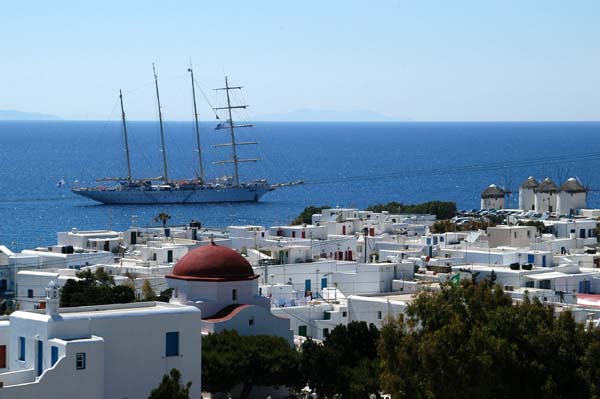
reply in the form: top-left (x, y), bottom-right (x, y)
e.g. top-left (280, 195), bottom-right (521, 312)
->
top-left (14, 301), bottom-right (199, 321)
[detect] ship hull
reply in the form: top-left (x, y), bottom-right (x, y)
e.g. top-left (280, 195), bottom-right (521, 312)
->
top-left (71, 186), bottom-right (274, 204)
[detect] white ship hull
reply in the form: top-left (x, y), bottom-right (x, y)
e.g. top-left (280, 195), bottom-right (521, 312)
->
top-left (72, 185), bottom-right (274, 204)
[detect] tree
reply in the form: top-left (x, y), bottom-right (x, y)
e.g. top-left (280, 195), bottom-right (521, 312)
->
top-left (142, 279), bottom-right (156, 301)
top-left (60, 267), bottom-right (135, 307)
top-left (487, 269), bottom-right (497, 286)
top-left (379, 281), bottom-right (592, 399)
top-left (148, 368), bottom-right (191, 399)
top-left (155, 212), bottom-right (171, 229)
top-left (301, 321), bottom-right (381, 399)
top-left (291, 205), bottom-right (331, 225)
top-left (202, 330), bottom-right (300, 399)
top-left (157, 288), bottom-right (174, 302)
top-left (366, 201), bottom-right (457, 220)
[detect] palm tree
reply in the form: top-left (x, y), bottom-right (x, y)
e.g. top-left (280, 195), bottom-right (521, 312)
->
top-left (154, 212), bottom-right (171, 229)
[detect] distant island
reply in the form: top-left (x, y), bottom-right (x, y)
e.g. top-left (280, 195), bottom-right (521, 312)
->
top-left (255, 108), bottom-right (408, 122)
top-left (0, 109), bottom-right (61, 121)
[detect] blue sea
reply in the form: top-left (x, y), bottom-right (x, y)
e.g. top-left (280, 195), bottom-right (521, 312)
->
top-left (1, 120), bottom-right (599, 250)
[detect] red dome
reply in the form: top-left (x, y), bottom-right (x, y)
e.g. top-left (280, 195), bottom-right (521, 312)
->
top-left (167, 243), bottom-right (258, 282)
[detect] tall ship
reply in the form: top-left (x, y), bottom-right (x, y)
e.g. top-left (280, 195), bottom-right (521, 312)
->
top-left (72, 65), bottom-right (301, 204)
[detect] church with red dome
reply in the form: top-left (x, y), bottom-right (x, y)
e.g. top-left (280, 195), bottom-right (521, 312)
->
top-left (167, 243), bottom-right (292, 343)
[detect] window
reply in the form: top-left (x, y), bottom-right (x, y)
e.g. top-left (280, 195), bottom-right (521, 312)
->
top-left (18, 337), bottom-right (25, 361)
top-left (27, 289), bottom-right (33, 298)
top-left (323, 328), bottom-right (329, 338)
top-left (51, 346), bottom-right (59, 367)
top-left (249, 316), bottom-right (255, 326)
top-left (232, 289), bottom-right (238, 301)
top-left (527, 231), bottom-right (531, 238)
top-left (539, 280), bottom-right (551, 290)
top-left (0, 345), bottom-right (6, 368)
top-left (527, 254), bottom-right (535, 264)
top-left (304, 279), bottom-right (311, 292)
top-left (378, 311), bottom-right (383, 320)
top-left (298, 325), bottom-right (307, 337)
top-left (165, 332), bottom-right (179, 357)
top-left (76, 353), bottom-right (86, 370)
top-left (342, 311), bottom-right (347, 317)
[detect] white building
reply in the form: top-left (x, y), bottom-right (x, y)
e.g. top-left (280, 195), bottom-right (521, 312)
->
top-left (56, 229), bottom-right (121, 253)
top-left (15, 270), bottom-right (78, 310)
top-left (272, 293), bottom-right (410, 340)
top-left (519, 176), bottom-right (539, 211)
top-left (487, 225), bottom-right (537, 248)
top-left (480, 184), bottom-right (505, 210)
top-left (557, 178), bottom-right (587, 216)
top-left (167, 243), bottom-right (293, 344)
top-left (0, 246), bottom-right (43, 295)
top-left (534, 177), bottom-right (558, 213)
top-left (0, 282), bottom-right (202, 398)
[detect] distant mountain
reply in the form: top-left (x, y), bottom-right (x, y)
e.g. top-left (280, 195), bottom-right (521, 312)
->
top-left (255, 108), bottom-right (408, 122)
top-left (0, 109), bottom-right (61, 121)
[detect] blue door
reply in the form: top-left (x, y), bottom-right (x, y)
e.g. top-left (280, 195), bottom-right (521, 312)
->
top-left (321, 278), bottom-right (328, 289)
top-left (527, 254), bottom-right (535, 264)
top-left (37, 341), bottom-right (43, 377)
top-left (579, 280), bottom-right (591, 294)
top-left (51, 346), bottom-right (58, 367)
top-left (304, 279), bottom-right (311, 292)
top-left (542, 255), bottom-right (547, 267)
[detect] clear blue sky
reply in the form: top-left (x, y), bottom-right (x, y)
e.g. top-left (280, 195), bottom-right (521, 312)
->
top-left (1, 1), bottom-right (599, 121)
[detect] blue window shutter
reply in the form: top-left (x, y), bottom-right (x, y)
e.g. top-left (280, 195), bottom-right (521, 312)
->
top-left (321, 278), bottom-right (327, 289)
top-left (304, 279), bottom-right (311, 292)
top-left (527, 254), bottom-right (535, 264)
top-left (166, 332), bottom-right (179, 357)
top-left (51, 346), bottom-right (59, 366)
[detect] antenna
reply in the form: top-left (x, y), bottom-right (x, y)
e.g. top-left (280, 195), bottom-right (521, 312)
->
top-left (153, 63), bottom-right (169, 184)
top-left (188, 63), bottom-right (205, 182)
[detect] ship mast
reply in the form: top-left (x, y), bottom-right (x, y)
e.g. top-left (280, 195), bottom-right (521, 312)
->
top-left (188, 66), bottom-right (205, 182)
top-left (153, 63), bottom-right (169, 184)
top-left (119, 90), bottom-right (133, 183)
top-left (213, 76), bottom-right (257, 187)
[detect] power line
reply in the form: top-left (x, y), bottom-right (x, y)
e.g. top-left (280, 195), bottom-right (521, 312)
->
top-left (304, 151), bottom-right (600, 186)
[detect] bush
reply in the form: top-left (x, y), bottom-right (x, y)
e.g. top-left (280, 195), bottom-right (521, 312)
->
top-left (290, 205), bottom-right (331, 225)
top-left (366, 201), bottom-right (457, 220)
top-left (148, 368), bottom-right (191, 399)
